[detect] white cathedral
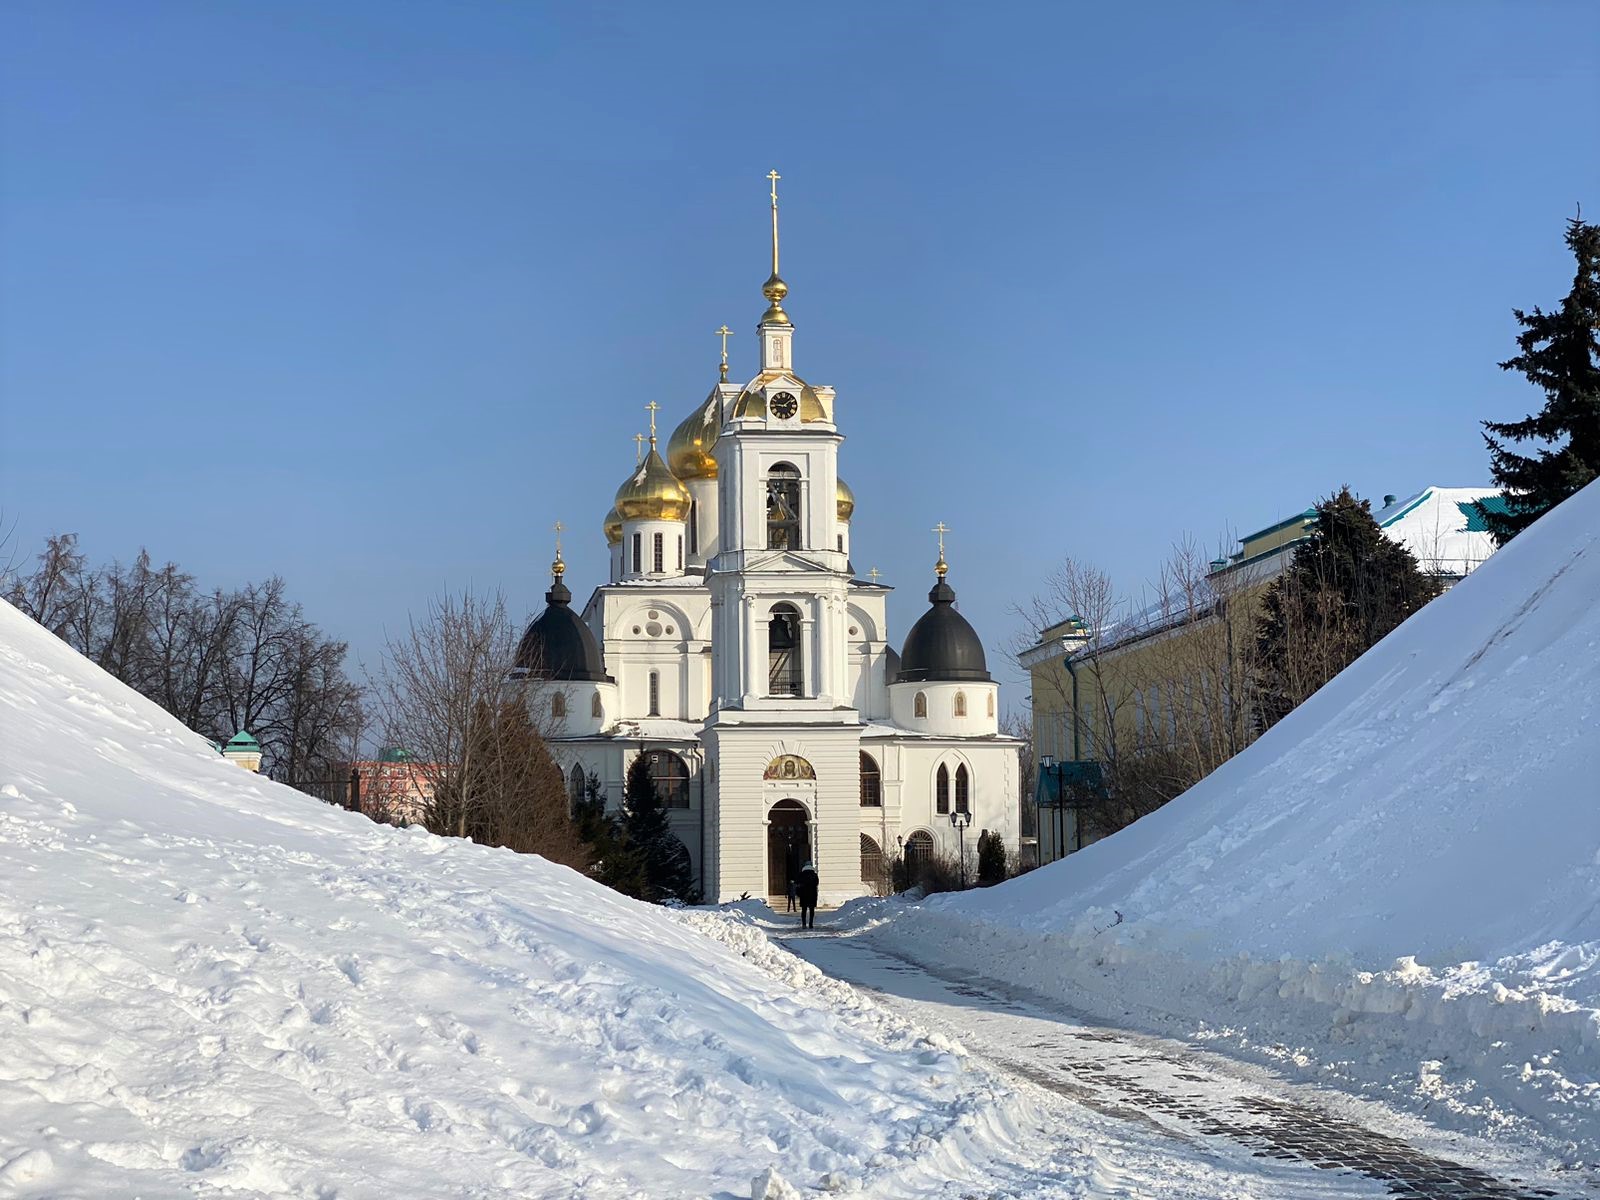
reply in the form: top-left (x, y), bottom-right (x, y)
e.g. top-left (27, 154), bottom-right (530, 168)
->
top-left (511, 175), bottom-right (1022, 904)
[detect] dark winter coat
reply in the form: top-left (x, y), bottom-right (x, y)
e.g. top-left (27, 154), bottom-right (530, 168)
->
top-left (796, 868), bottom-right (819, 907)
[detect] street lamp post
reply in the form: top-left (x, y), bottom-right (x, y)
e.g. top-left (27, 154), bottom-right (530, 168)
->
top-left (1039, 753), bottom-right (1058, 862)
top-left (949, 809), bottom-right (972, 889)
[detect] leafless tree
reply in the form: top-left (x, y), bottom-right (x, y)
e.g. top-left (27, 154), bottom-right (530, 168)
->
top-left (368, 589), bottom-right (585, 865)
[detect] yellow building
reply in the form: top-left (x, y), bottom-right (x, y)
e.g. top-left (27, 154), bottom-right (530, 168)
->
top-left (1023, 486), bottom-right (1503, 861)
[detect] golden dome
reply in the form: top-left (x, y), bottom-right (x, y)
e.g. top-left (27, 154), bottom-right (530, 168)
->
top-left (836, 476), bottom-right (855, 523)
top-left (603, 506), bottom-right (622, 545)
top-left (731, 370), bottom-right (827, 421)
top-left (614, 445), bottom-right (691, 523)
top-left (666, 390), bottom-right (721, 481)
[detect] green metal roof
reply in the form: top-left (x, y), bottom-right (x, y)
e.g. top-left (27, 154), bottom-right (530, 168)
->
top-left (224, 731), bottom-right (261, 751)
top-left (378, 746), bottom-right (415, 763)
top-left (1458, 494), bottom-right (1510, 532)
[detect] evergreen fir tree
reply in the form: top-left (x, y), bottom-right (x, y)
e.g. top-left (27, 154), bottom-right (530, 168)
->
top-left (1478, 216), bottom-right (1600, 544)
top-left (620, 754), bottom-right (696, 903)
top-left (574, 772), bottom-right (643, 898)
top-left (1256, 487), bottom-right (1439, 729)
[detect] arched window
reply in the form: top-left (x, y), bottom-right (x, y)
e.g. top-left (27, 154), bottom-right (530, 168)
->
top-left (551, 692), bottom-right (566, 719)
top-left (648, 671), bottom-right (661, 716)
top-left (676, 535), bottom-right (683, 571)
top-left (591, 690), bottom-right (603, 719)
top-left (953, 691), bottom-right (967, 717)
top-left (913, 691), bottom-right (927, 719)
top-left (643, 749), bottom-right (690, 810)
top-left (935, 763), bottom-right (950, 815)
top-left (905, 830), bottom-right (935, 868)
top-left (632, 532), bottom-right (642, 573)
top-left (860, 833), bottom-right (883, 886)
top-left (766, 463), bottom-right (801, 549)
top-left (568, 763), bottom-right (586, 813)
top-left (768, 603), bottom-right (803, 697)
top-left (859, 751), bottom-right (881, 807)
top-left (987, 692), bottom-right (995, 718)
top-left (955, 763), bottom-right (970, 815)
top-left (652, 531), bottom-right (664, 573)
top-left (688, 499), bottom-right (698, 555)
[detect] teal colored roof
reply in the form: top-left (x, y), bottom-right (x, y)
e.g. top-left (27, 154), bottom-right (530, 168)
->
top-left (1035, 761), bottom-right (1107, 806)
top-left (378, 746), bottom-right (415, 763)
top-left (1458, 495), bottom-right (1510, 532)
top-left (224, 731), bottom-right (261, 751)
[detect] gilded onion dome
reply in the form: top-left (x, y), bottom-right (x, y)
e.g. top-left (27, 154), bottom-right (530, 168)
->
top-left (836, 476), bottom-right (855, 522)
top-left (666, 389), bottom-right (722, 481)
top-left (731, 370), bottom-right (828, 421)
top-left (603, 506), bottom-right (622, 545)
top-left (614, 444), bottom-right (691, 523)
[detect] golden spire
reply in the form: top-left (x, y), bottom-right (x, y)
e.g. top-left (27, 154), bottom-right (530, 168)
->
top-left (932, 521), bottom-right (950, 577)
top-left (761, 168), bottom-right (790, 325)
top-left (716, 324), bottom-right (732, 382)
top-left (634, 432), bottom-right (645, 464)
top-left (552, 520), bottom-right (565, 578)
top-left (646, 400), bottom-right (661, 447)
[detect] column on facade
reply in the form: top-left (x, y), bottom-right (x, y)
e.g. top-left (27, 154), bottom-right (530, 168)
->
top-left (744, 595), bottom-right (763, 703)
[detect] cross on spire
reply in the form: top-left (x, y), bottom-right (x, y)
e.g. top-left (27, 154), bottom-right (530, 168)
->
top-left (868, 566), bottom-right (881, 584)
top-left (552, 519), bottom-right (566, 577)
top-left (634, 432), bottom-right (645, 464)
top-left (716, 324), bottom-right (732, 381)
top-left (767, 169), bottom-right (781, 275)
top-left (645, 400), bottom-right (660, 445)
top-left (932, 522), bottom-right (950, 577)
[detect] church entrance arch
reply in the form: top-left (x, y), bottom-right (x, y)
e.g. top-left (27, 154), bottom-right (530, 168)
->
top-left (766, 799), bottom-right (810, 897)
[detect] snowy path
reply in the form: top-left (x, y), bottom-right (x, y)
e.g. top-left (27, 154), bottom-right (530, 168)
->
top-left (776, 919), bottom-right (1591, 1200)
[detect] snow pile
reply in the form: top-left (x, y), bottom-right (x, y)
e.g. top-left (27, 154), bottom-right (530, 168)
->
top-left (884, 480), bottom-right (1600, 1152)
top-left (0, 599), bottom-right (1028, 1198)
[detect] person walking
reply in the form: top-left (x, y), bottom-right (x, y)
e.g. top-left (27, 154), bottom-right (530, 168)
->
top-left (796, 860), bottom-right (820, 930)
top-left (785, 875), bottom-right (797, 913)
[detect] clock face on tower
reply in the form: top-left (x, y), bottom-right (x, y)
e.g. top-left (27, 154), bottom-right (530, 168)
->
top-left (770, 391), bottom-right (798, 420)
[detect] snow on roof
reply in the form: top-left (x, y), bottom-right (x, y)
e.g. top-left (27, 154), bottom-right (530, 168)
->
top-left (1373, 486), bottom-right (1501, 578)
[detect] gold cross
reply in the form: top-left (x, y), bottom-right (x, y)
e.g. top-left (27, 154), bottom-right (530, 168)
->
top-left (932, 522), bottom-right (950, 558)
top-left (645, 400), bottom-right (660, 442)
top-left (868, 566), bottom-right (881, 584)
top-left (634, 432), bottom-right (645, 464)
top-left (716, 324), bottom-right (732, 380)
top-left (553, 519), bottom-right (564, 560)
top-left (767, 169), bottom-right (781, 205)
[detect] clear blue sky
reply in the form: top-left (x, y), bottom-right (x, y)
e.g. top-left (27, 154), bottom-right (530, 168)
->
top-left (3, 1), bottom-right (1596, 703)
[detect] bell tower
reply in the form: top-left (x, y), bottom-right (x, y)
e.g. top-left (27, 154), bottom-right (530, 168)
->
top-left (707, 171), bottom-right (853, 713)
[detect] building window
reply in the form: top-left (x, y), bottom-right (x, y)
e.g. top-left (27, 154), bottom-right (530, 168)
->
top-left (913, 691), bottom-right (927, 719)
top-left (860, 833), bottom-right (883, 886)
top-left (987, 692), bottom-right (995, 718)
top-left (859, 751), bottom-right (881, 807)
top-left (953, 691), bottom-right (967, 717)
top-left (837, 534), bottom-right (844, 552)
top-left (648, 671), bottom-right (661, 716)
top-left (632, 532), bottom-right (642, 573)
top-left (551, 692), bottom-right (566, 719)
top-left (653, 532), bottom-right (664, 573)
top-left (955, 763), bottom-right (970, 815)
top-left (591, 691), bottom-right (603, 719)
top-left (688, 499), bottom-right (698, 555)
top-left (642, 749), bottom-right (690, 810)
top-left (936, 763), bottom-right (950, 815)
top-left (766, 463), bottom-right (802, 549)
top-left (568, 763), bottom-right (586, 814)
top-left (905, 830), bottom-right (934, 870)
top-left (676, 536), bottom-right (683, 571)
top-left (767, 603), bottom-right (803, 696)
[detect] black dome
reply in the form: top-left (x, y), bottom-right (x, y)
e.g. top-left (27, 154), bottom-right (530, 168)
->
top-left (514, 574), bottom-right (611, 681)
top-left (898, 574), bottom-right (990, 683)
